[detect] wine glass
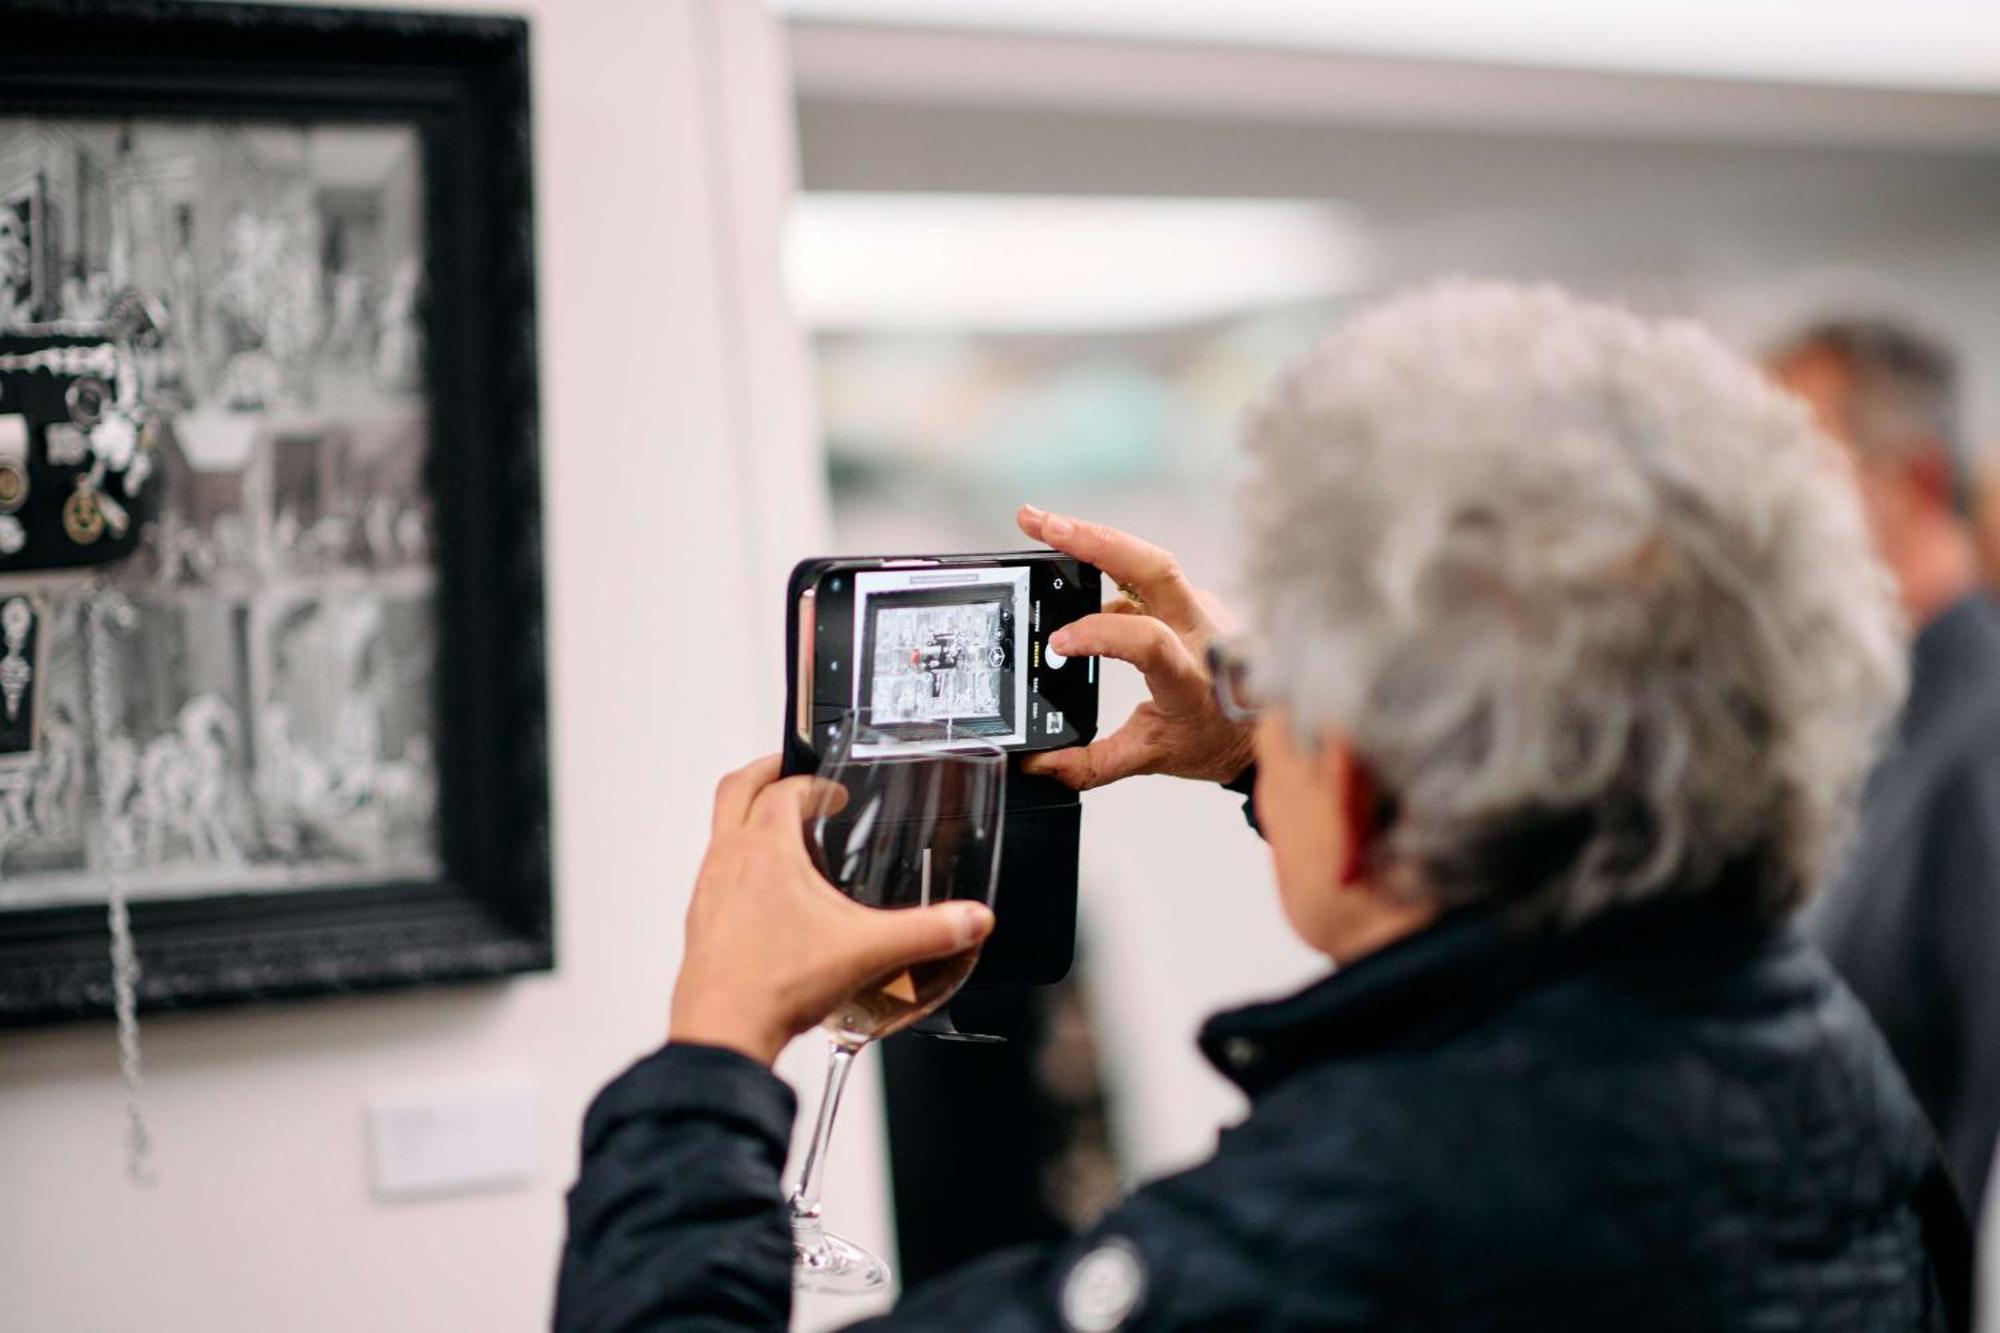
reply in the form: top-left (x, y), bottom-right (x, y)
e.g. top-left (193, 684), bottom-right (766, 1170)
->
top-left (788, 710), bottom-right (1006, 1295)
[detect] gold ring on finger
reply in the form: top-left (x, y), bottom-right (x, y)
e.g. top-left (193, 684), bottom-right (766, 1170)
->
top-left (1113, 580), bottom-right (1150, 616)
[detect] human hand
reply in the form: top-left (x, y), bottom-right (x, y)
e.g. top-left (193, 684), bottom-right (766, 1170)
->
top-left (1016, 505), bottom-right (1255, 791)
top-left (668, 756), bottom-right (995, 1066)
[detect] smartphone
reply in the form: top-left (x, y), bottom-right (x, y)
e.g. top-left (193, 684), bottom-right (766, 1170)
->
top-left (789, 551), bottom-right (1100, 760)
top-left (783, 550), bottom-right (1101, 991)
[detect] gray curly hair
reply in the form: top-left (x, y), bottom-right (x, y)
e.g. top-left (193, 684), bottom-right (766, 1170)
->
top-left (1239, 281), bottom-right (1907, 925)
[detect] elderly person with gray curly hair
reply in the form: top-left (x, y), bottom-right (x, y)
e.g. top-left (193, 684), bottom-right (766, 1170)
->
top-left (557, 283), bottom-right (1970, 1333)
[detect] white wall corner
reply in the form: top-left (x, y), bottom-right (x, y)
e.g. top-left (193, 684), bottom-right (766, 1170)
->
top-left (692, 0), bottom-right (833, 694)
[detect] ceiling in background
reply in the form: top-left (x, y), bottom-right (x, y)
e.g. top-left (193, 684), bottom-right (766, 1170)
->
top-left (775, 0), bottom-right (2000, 91)
top-left (786, 194), bottom-right (1367, 332)
top-left (780, 0), bottom-right (2000, 437)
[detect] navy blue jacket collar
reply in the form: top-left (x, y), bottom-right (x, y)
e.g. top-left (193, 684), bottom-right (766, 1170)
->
top-left (1199, 894), bottom-right (1779, 1098)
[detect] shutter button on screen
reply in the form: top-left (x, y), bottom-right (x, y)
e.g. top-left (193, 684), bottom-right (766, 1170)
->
top-left (1045, 641), bottom-right (1068, 669)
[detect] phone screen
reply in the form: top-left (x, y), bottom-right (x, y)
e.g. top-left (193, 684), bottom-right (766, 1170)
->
top-left (796, 552), bottom-right (1098, 759)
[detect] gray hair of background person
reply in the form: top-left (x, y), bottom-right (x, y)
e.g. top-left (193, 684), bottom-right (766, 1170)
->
top-left (1238, 281), bottom-right (1908, 927)
top-left (1766, 316), bottom-right (1970, 514)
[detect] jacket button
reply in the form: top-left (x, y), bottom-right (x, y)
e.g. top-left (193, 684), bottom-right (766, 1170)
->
top-left (1223, 1037), bottom-right (1259, 1070)
top-left (1061, 1237), bottom-right (1147, 1332)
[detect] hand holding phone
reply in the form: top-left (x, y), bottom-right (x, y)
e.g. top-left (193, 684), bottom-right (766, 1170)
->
top-left (1014, 506), bottom-right (1255, 791)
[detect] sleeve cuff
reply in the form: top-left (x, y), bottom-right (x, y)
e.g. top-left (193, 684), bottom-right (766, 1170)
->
top-left (1220, 763), bottom-right (1261, 835)
top-left (581, 1042), bottom-right (799, 1157)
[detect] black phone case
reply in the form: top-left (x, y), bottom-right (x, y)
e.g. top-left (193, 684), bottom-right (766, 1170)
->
top-left (783, 554), bottom-right (1081, 990)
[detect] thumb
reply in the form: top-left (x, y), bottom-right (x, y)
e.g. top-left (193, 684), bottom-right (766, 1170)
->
top-left (1024, 732), bottom-right (1149, 791)
top-left (1022, 745), bottom-right (1098, 790)
top-left (846, 900), bottom-right (994, 980)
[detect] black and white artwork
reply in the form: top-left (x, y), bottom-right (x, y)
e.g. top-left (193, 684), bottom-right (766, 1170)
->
top-left (0, 117), bottom-right (439, 910)
top-left (0, 2), bottom-right (547, 1027)
top-left (869, 602), bottom-right (1009, 722)
top-left (0, 176), bottom-right (53, 324)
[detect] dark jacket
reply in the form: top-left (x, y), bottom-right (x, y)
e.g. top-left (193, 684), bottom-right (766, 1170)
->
top-left (557, 894), bottom-right (1967, 1331)
top-left (1809, 592), bottom-right (2000, 1220)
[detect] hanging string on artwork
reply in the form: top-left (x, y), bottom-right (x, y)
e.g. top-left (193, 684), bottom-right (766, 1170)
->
top-left (86, 591), bottom-right (153, 1187)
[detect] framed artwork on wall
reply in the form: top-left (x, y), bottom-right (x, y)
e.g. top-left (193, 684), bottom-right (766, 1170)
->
top-left (0, 2), bottom-right (550, 1025)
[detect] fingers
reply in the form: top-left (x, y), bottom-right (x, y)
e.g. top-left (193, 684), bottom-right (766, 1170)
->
top-left (1017, 505), bottom-right (1207, 635)
top-left (1022, 745), bottom-right (1099, 790)
top-left (711, 755), bottom-right (782, 833)
top-left (846, 900), bottom-right (995, 980)
top-left (748, 774), bottom-right (849, 828)
top-left (1016, 503), bottom-right (1049, 542)
top-left (1022, 729), bottom-right (1151, 791)
top-left (1048, 613), bottom-right (1208, 711)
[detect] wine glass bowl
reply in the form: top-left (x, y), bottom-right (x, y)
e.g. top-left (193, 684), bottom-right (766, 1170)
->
top-left (789, 712), bottom-right (1006, 1295)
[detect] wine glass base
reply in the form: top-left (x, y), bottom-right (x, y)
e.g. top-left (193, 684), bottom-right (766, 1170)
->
top-left (910, 1007), bottom-right (1006, 1043)
top-left (793, 1230), bottom-right (890, 1295)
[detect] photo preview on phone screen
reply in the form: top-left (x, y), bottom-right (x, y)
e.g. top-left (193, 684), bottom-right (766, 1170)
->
top-left (852, 566), bottom-right (1029, 754)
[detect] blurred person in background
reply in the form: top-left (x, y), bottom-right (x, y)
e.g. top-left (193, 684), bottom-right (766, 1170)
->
top-left (558, 284), bottom-right (1970, 1331)
top-left (1769, 319), bottom-right (2000, 1223)
top-left (1977, 458), bottom-right (2000, 590)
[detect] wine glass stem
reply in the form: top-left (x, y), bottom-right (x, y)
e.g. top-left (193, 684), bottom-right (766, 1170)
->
top-left (789, 1037), bottom-right (861, 1260)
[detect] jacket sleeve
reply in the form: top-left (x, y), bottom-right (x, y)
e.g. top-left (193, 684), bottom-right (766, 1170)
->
top-left (1221, 764), bottom-right (1260, 836)
top-left (556, 1043), bottom-right (798, 1333)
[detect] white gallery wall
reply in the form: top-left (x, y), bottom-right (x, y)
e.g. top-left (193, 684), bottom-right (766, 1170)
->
top-left (0, 3), bottom-right (880, 1331)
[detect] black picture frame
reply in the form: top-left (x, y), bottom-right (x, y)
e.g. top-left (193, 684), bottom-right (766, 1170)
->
top-left (0, 1), bottom-right (549, 1026)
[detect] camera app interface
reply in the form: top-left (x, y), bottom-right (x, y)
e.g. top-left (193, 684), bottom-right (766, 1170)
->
top-left (853, 566), bottom-right (1029, 752)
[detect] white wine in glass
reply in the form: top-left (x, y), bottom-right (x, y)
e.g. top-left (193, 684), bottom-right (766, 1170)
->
top-left (788, 711), bottom-right (1006, 1296)
top-left (822, 952), bottom-right (981, 1047)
